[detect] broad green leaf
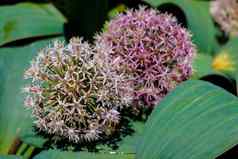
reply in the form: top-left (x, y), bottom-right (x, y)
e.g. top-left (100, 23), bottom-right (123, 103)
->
top-left (192, 53), bottom-right (214, 79)
top-left (19, 127), bottom-right (46, 148)
top-left (144, 0), bottom-right (216, 54)
top-left (116, 121), bottom-right (144, 153)
top-left (0, 2), bottom-right (66, 46)
top-left (33, 150), bottom-right (135, 159)
top-left (216, 37), bottom-right (238, 90)
top-left (93, 121), bottom-right (145, 154)
top-left (0, 37), bottom-right (63, 154)
top-left (213, 37), bottom-right (238, 78)
top-left (221, 38), bottom-right (238, 56)
top-left (0, 155), bottom-right (22, 159)
top-left (192, 37), bottom-right (238, 79)
top-left (137, 80), bottom-right (238, 159)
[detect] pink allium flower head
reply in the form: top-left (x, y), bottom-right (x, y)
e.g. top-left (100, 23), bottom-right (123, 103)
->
top-left (95, 7), bottom-right (196, 109)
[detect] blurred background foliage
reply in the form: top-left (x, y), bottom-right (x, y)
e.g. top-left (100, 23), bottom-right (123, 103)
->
top-left (1, 0), bottom-right (238, 158)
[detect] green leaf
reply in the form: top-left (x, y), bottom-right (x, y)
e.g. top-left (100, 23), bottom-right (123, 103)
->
top-left (33, 150), bottom-right (135, 159)
top-left (192, 53), bottom-right (214, 79)
top-left (0, 155), bottom-right (22, 159)
top-left (144, 0), bottom-right (216, 54)
top-left (116, 121), bottom-right (145, 153)
top-left (221, 37), bottom-right (238, 55)
top-left (0, 37), bottom-right (63, 154)
top-left (137, 80), bottom-right (238, 159)
top-left (19, 127), bottom-right (46, 148)
top-left (213, 37), bottom-right (238, 78)
top-left (217, 37), bottom-right (238, 89)
top-left (0, 2), bottom-right (66, 46)
top-left (92, 121), bottom-right (144, 154)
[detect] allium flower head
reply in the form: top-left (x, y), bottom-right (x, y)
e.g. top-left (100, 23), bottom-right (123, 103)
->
top-left (95, 7), bottom-right (196, 108)
top-left (23, 38), bottom-right (121, 143)
top-left (210, 0), bottom-right (238, 36)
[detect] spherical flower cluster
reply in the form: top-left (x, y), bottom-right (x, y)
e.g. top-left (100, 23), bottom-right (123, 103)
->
top-left (95, 7), bottom-right (196, 108)
top-left (23, 38), bottom-right (122, 143)
top-left (210, 0), bottom-right (238, 36)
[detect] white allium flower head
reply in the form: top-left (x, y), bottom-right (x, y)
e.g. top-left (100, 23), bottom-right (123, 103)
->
top-left (23, 37), bottom-right (126, 143)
